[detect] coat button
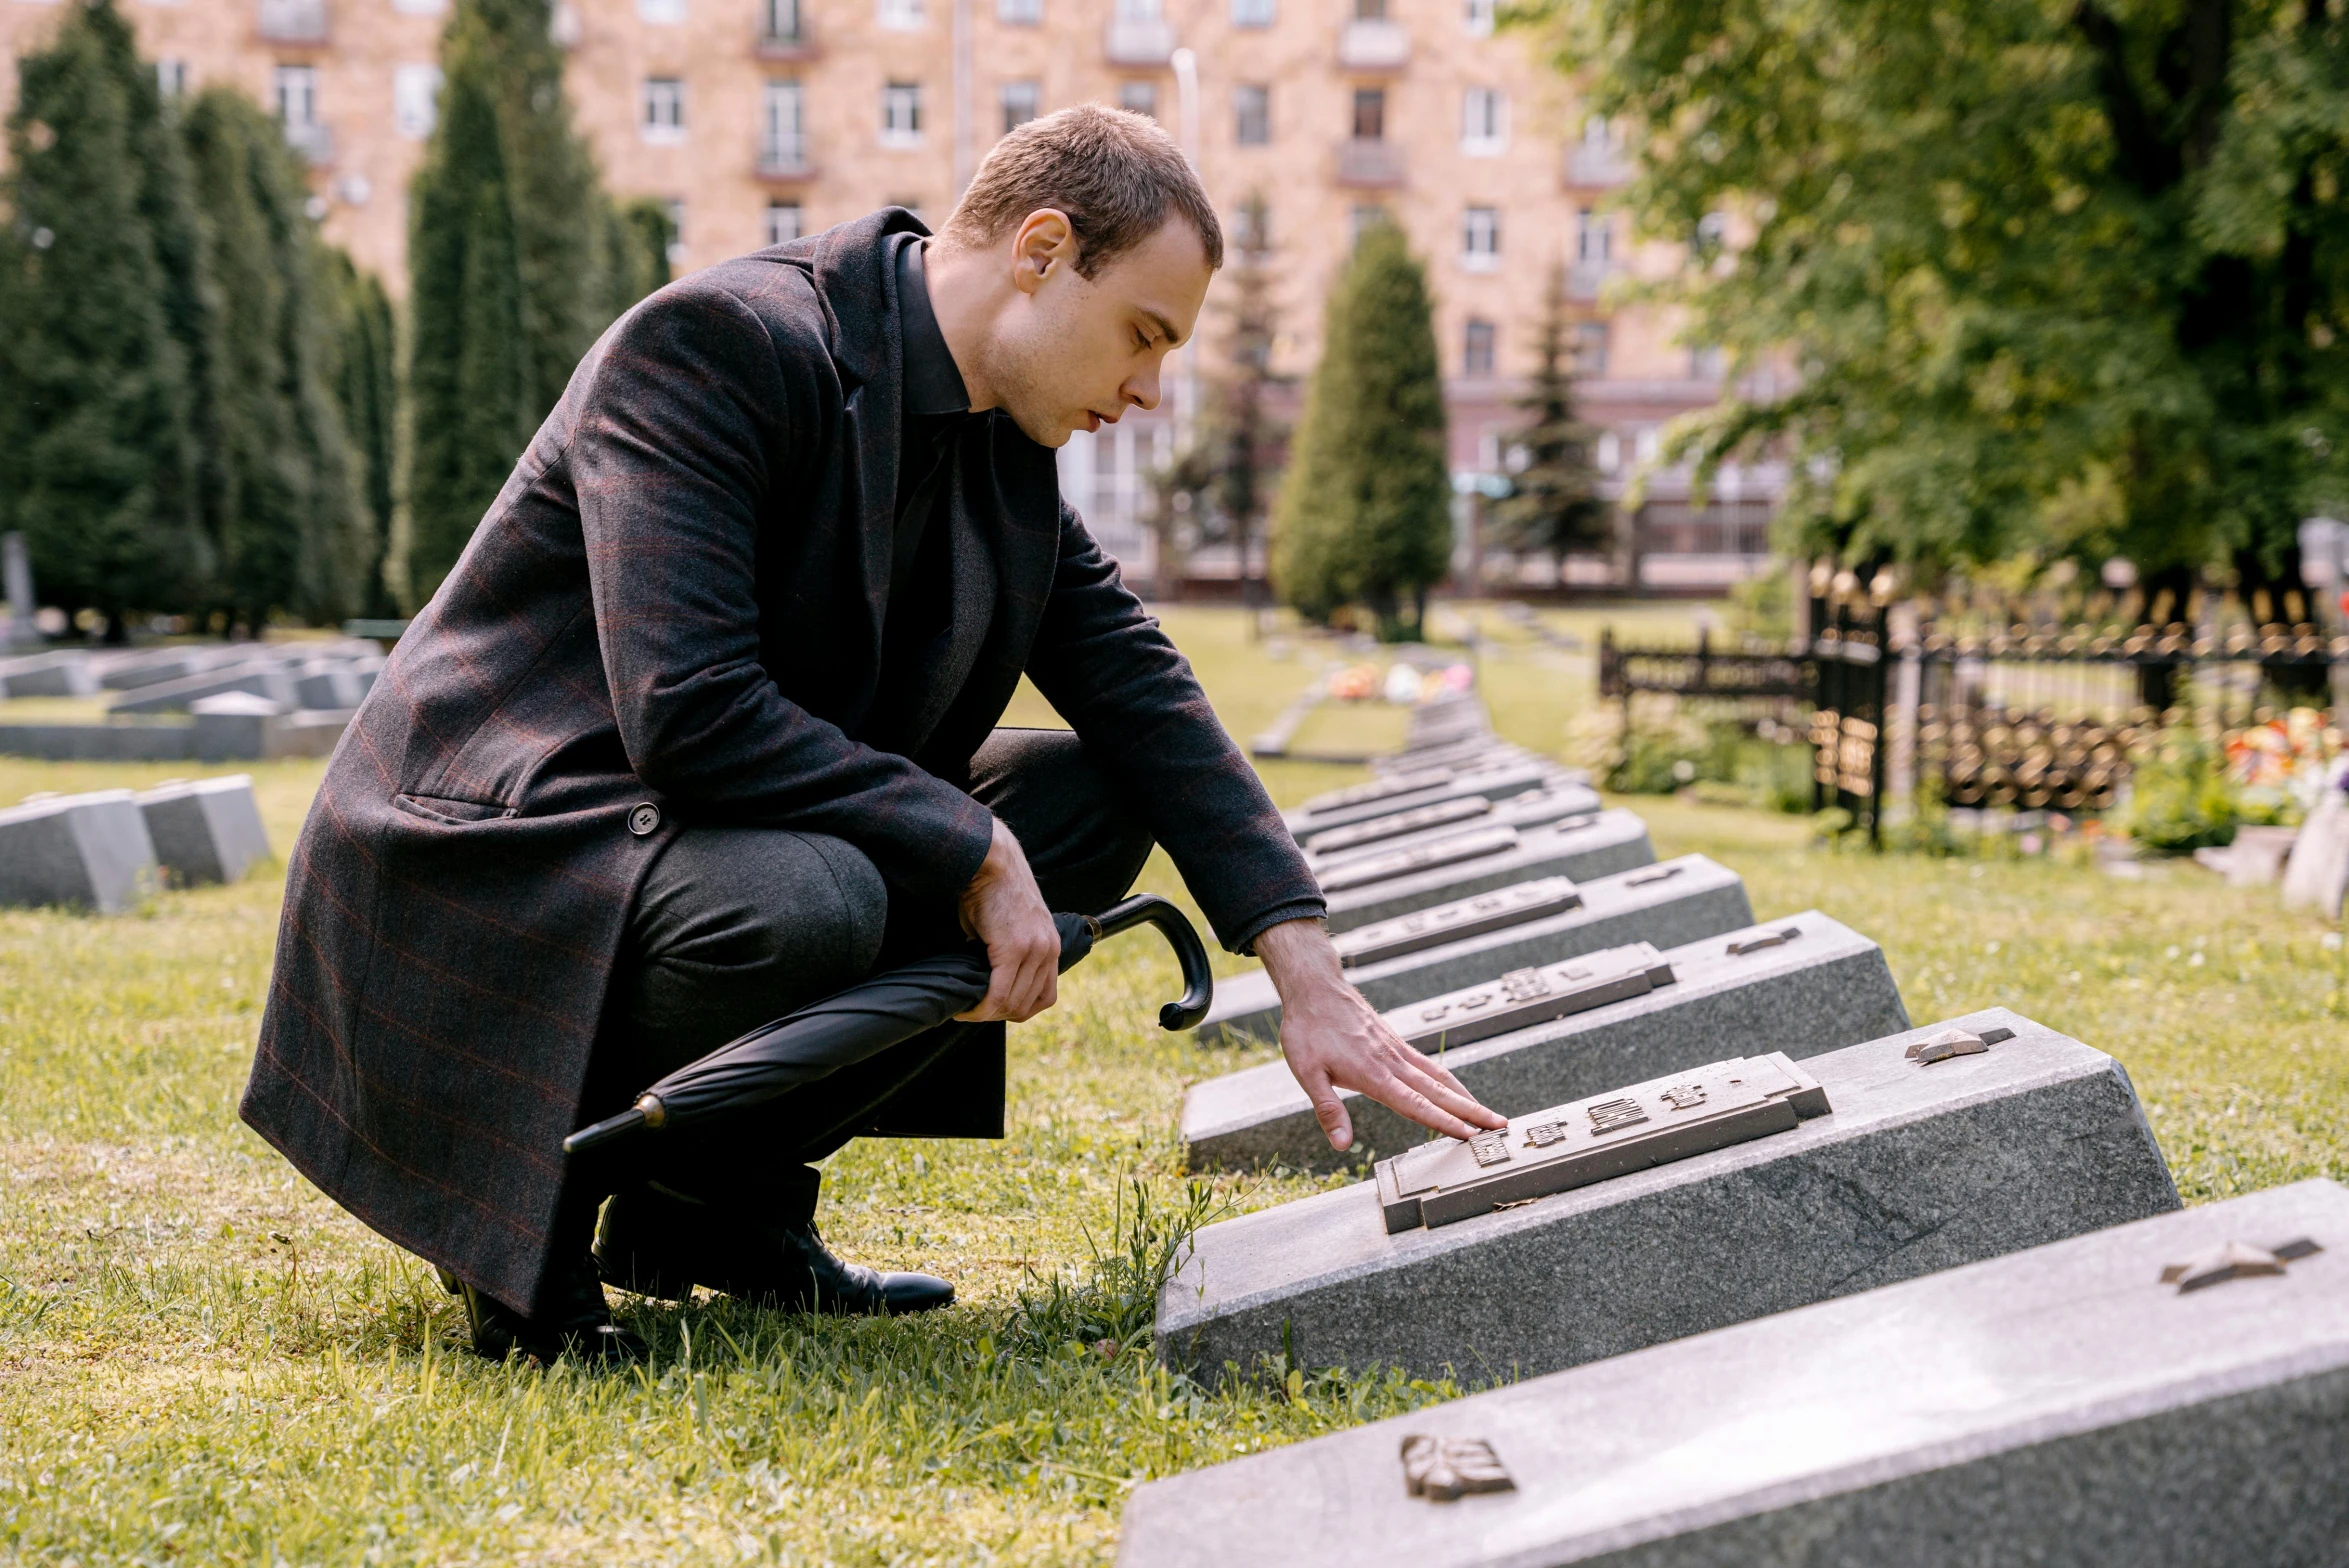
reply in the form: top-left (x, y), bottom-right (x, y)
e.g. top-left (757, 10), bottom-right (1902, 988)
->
top-left (627, 803), bottom-right (661, 837)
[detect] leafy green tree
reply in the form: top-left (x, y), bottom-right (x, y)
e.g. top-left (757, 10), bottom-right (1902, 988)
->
top-left (321, 247), bottom-right (401, 618)
top-left (1524, 0), bottom-right (2347, 607)
top-left (181, 87), bottom-right (366, 632)
top-left (1488, 263), bottom-right (1607, 561)
top-left (1272, 220), bottom-right (1453, 640)
top-left (407, 0), bottom-right (669, 598)
top-left (0, 0), bottom-right (209, 638)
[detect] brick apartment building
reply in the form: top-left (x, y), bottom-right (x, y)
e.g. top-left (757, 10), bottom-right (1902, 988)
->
top-left (1, 0), bottom-right (1779, 592)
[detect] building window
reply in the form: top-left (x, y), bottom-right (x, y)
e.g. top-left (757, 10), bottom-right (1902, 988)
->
top-left (762, 0), bottom-right (804, 43)
top-left (1689, 343), bottom-right (1724, 380)
top-left (761, 79), bottom-right (805, 169)
top-left (1352, 87), bottom-right (1385, 140)
top-left (1231, 200), bottom-right (1270, 252)
top-left (1463, 0), bottom-right (1494, 32)
top-left (1354, 0), bottom-right (1385, 15)
top-left (1460, 87), bottom-right (1505, 154)
top-left (1001, 80), bottom-right (1039, 134)
top-left (999, 0), bottom-right (1042, 21)
top-left (1461, 206), bottom-right (1499, 269)
top-left (1349, 204), bottom-right (1387, 245)
top-left (156, 58), bottom-right (188, 97)
top-left (765, 201), bottom-right (803, 246)
top-left (663, 199), bottom-right (687, 265)
top-left (1234, 83), bottom-right (1269, 145)
top-left (880, 82), bottom-right (924, 146)
top-left (641, 77), bottom-right (686, 144)
top-left (1232, 0), bottom-right (1274, 21)
top-left (274, 64), bottom-right (318, 132)
top-left (390, 0), bottom-right (447, 13)
top-left (1596, 430), bottom-right (1622, 472)
top-left (637, 0), bottom-right (685, 23)
top-left (877, 0), bottom-right (923, 29)
top-left (393, 63), bottom-right (441, 140)
top-left (1575, 320), bottom-right (1611, 378)
top-left (1119, 80), bottom-right (1158, 119)
top-left (1463, 318), bottom-right (1495, 376)
top-left (1576, 207), bottom-right (1611, 263)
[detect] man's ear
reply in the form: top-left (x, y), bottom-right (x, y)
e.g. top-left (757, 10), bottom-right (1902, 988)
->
top-left (1010, 209), bottom-right (1077, 296)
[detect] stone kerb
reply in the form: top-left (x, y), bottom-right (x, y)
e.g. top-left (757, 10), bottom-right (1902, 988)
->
top-left (1184, 907), bottom-right (1901, 1172)
top-left (1323, 810), bottom-right (1655, 932)
top-left (1195, 854), bottom-right (1754, 1048)
top-left (0, 789), bottom-right (160, 913)
top-left (1122, 1179), bottom-right (2349, 1568)
top-left (1156, 1009), bottom-right (2178, 1385)
top-left (135, 775), bottom-right (273, 886)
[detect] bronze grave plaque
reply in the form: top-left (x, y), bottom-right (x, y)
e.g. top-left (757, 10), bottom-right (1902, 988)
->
top-left (1306, 795), bottom-right (1494, 856)
top-left (1393, 941), bottom-right (1675, 1050)
top-left (1334, 877), bottom-right (1584, 968)
top-left (1375, 1052), bottom-right (1832, 1232)
top-left (1317, 825), bottom-right (1521, 893)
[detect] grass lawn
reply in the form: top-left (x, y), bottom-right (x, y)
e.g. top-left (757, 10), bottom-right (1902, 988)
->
top-left (3, 605), bottom-right (2346, 1564)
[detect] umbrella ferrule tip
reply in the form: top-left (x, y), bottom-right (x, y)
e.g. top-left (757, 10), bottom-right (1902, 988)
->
top-left (635, 1093), bottom-right (668, 1130)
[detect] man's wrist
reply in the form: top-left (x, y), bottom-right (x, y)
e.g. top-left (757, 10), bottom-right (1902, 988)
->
top-left (1256, 916), bottom-right (1343, 997)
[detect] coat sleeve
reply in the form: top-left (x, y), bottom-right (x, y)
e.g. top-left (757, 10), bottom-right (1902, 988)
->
top-left (568, 284), bottom-right (995, 905)
top-left (1024, 502), bottom-right (1325, 953)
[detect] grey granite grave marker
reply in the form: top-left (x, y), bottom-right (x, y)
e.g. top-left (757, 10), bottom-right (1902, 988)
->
top-left (135, 774), bottom-right (272, 885)
top-left (0, 649), bottom-right (97, 698)
top-left (1196, 855), bottom-right (1752, 1049)
top-left (1307, 783), bottom-right (1606, 875)
top-left (0, 789), bottom-right (159, 913)
top-left (1123, 1178), bottom-right (2349, 1568)
top-left (1371, 738), bottom-right (1534, 776)
top-left (1323, 809), bottom-right (1653, 932)
top-left (1157, 1008), bottom-right (2176, 1383)
top-left (1285, 759), bottom-right (1564, 837)
top-left (1185, 907), bottom-right (1900, 1171)
top-left (109, 661), bottom-right (296, 715)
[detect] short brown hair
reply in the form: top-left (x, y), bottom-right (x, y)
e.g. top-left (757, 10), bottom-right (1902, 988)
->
top-left (940, 105), bottom-right (1223, 278)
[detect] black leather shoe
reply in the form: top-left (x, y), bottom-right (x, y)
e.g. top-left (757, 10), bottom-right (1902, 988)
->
top-left (596, 1185), bottom-right (954, 1317)
top-left (438, 1255), bottom-right (646, 1365)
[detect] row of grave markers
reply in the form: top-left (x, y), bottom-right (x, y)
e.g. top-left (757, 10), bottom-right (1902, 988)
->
top-left (1120, 687), bottom-right (2346, 1566)
top-left (0, 776), bottom-right (272, 911)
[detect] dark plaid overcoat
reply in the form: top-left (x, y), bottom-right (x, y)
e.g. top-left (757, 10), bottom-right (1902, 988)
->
top-left (240, 211), bottom-right (1321, 1311)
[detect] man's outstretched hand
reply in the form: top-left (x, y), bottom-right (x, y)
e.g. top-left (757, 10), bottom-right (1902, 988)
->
top-left (1255, 917), bottom-right (1507, 1152)
top-left (956, 816), bottom-right (1062, 1023)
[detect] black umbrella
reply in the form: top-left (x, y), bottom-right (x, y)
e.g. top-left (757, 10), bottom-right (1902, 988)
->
top-left (562, 893), bottom-right (1213, 1157)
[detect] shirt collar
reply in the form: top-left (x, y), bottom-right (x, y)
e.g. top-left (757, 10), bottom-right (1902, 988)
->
top-left (895, 236), bottom-right (970, 419)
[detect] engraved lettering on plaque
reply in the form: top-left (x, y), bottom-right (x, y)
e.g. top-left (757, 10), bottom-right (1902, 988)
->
top-left (2160, 1237), bottom-right (2322, 1294)
top-left (1499, 968), bottom-right (1552, 1002)
top-left (1523, 1121), bottom-right (1568, 1148)
top-left (1586, 1096), bottom-right (1650, 1134)
top-left (1726, 925), bottom-right (1803, 956)
top-left (1335, 877), bottom-right (1583, 968)
top-left (1317, 825), bottom-right (1518, 893)
top-left (1400, 1434), bottom-right (1515, 1502)
top-left (1659, 1084), bottom-right (1706, 1111)
top-left (1905, 1024), bottom-right (2015, 1065)
top-left (1468, 1130), bottom-right (1512, 1167)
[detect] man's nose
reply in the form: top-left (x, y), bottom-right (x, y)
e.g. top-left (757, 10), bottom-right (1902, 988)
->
top-left (1125, 364), bottom-right (1162, 413)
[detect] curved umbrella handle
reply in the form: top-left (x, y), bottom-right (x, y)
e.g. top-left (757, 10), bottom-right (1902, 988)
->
top-left (1086, 893), bottom-right (1215, 1031)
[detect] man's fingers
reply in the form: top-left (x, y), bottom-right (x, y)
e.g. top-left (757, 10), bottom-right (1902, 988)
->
top-left (1005, 945), bottom-right (1058, 1022)
top-left (956, 961), bottom-right (1018, 1022)
top-left (1364, 1069), bottom-right (1482, 1144)
top-left (1303, 1069), bottom-right (1354, 1152)
top-left (1385, 1049), bottom-right (1507, 1129)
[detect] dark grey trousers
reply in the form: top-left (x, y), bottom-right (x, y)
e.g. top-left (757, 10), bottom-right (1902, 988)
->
top-left (579, 727), bottom-right (1153, 1226)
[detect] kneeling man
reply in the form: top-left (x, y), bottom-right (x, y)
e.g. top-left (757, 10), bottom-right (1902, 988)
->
top-left (242, 107), bottom-right (1502, 1362)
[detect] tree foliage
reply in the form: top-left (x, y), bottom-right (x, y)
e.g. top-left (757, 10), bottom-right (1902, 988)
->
top-left (407, 0), bottom-right (670, 599)
top-left (1488, 263), bottom-right (1607, 559)
top-left (0, 0), bottom-right (207, 636)
top-left (1524, 0), bottom-right (2349, 598)
top-left (321, 248), bottom-right (402, 618)
top-left (1272, 221), bottom-right (1453, 639)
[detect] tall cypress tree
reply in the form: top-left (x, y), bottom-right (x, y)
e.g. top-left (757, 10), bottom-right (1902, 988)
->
top-left (407, 0), bottom-right (667, 598)
top-left (321, 247), bottom-right (401, 619)
top-left (1272, 220), bottom-right (1452, 641)
top-left (181, 87), bottom-right (365, 632)
top-left (1488, 264), bottom-right (1606, 561)
top-left (1, 0), bottom-right (209, 637)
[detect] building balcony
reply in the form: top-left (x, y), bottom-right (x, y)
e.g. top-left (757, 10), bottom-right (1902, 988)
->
top-left (1336, 137), bottom-right (1406, 187)
top-left (1566, 140), bottom-right (1630, 187)
top-left (756, 142), bottom-right (817, 181)
top-left (1566, 257), bottom-right (1612, 300)
top-left (1337, 18), bottom-right (1409, 68)
top-left (256, 0), bottom-right (328, 42)
top-left (755, 21), bottom-right (817, 58)
top-left (283, 122), bottom-right (335, 166)
top-left (1104, 17), bottom-right (1176, 64)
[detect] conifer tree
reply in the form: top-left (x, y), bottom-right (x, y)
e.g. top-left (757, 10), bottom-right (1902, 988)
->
top-left (0, 0), bottom-right (208, 637)
top-left (182, 87), bottom-right (366, 632)
top-left (407, 0), bottom-right (668, 597)
top-left (1272, 219), bottom-right (1452, 640)
top-left (1488, 264), bottom-right (1606, 562)
top-left (321, 248), bottom-right (401, 618)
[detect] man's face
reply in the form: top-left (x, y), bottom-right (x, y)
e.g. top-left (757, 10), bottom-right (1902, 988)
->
top-left (985, 214), bottom-right (1214, 448)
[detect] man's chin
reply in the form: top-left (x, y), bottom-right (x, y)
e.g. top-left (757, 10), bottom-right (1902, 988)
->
top-left (1006, 407), bottom-right (1078, 448)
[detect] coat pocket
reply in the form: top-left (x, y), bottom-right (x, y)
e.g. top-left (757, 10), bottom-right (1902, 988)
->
top-left (393, 792), bottom-right (519, 826)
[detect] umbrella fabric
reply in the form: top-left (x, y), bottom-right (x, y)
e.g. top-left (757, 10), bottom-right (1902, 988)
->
top-left (564, 912), bottom-right (1096, 1155)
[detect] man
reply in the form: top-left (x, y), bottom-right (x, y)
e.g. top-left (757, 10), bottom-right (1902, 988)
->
top-left (242, 106), bottom-right (1503, 1363)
